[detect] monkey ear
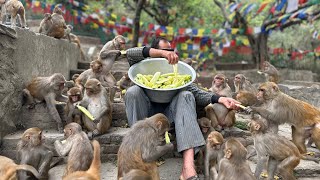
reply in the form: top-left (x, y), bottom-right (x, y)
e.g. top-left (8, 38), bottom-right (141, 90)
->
top-left (225, 149), bottom-right (232, 159)
top-left (156, 120), bottom-right (163, 130)
top-left (97, 82), bottom-right (101, 86)
top-left (272, 84), bottom-right (279, 92)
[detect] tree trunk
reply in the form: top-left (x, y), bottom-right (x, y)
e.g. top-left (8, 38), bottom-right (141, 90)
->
top-left (132, 0), bottom-right (145, 47)
top-left (249, 33), bottom-right (269, 69)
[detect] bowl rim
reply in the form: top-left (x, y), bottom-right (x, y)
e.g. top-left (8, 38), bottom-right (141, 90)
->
top-left (128, 58), bottom-right (196, 91)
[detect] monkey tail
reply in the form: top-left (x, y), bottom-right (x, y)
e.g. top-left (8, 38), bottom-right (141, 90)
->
top-left (87, 140), bottom-right (101, 177)
top-left (15, 164), bottom-right (41, 179)
top-left (301, 155), bottom-right (320, 164)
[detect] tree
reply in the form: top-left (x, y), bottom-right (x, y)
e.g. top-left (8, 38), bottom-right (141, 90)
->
top-left (213, 0), bottom-right (320, 68)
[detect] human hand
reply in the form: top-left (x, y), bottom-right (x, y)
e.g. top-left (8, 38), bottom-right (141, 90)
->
top-left (161, 50), bottom-right (179, 65)
top-left (218, 97), bottom-right (240, 110)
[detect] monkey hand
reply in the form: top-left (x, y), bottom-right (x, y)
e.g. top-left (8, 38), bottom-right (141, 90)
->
top-left (93, 118), bottom-right (100, 124)
top-left (244, 106), bottom-right (254, 114)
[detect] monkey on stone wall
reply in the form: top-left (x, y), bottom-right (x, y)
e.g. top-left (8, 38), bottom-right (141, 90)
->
top-left (0, 0), bottom-right (26, 28)
top-left (23, 73), bottom-right (68, 132)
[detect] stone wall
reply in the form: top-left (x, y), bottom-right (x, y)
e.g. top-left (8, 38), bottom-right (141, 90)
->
top-left (0, 25), bottom-right (79, 142)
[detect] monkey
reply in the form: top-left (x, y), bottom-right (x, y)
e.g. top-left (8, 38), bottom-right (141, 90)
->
top-left (62, 25), bottom-right (87, 61)
top-left (217, 138), bottom-right (255, 180)
top-left (204, 131), bottom-right (225, 180)
top-left (195, 117), bottom-right (215, 174)
top-left (99, 35), bottom-right (126, 53)
top-left (54, 123), bottom-right (94, 177)
top-left (259, 61), bottom-right (280, 84)
top-left (117, 113), bottom-right (174, 180)
top-left (0, 156), bottom-right (41, 180)
top-left (245, 82), bottom-right (320, 154)
top-left (98, 49), bottom-right (121, 103)
top-left (39, 6), bottom-right (67, 39)
top-left (205, 103), bottom-right (236, 131)
top-left (22, 73), bottom-right (68, 132)
top-left (1, 0), bottom-right (26, 28)
top-left (62, 140), bottom-right (100, 180)
top-left (249, 120), bottom-right (319, 180)
top-left (39, 13), bottom-right (52, 34)
top-left (79, 78), bottom-right (112, 138)
top-left (209, 74), bottom-right (232, 97)
top-left (65, 87), bottom-right (83, 125)
top-left (233, 74), bottom-right (257, 94)
top-left (116, 72), bottom-right (133, 100)
top-left (71, 74), bottom-right (80, 83)
top-left (235, 90), bottom-right (259, 107)
top-left (75, 60), bottom-right (108, 92)
top-left (198, 117), bottom-right (215, 139)
top-left (16, 127), bottom-right (53, 180)
top-left (120, 169), bottom-right (152, 180)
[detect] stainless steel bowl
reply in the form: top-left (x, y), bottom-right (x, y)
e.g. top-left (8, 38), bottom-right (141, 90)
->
top-left (128, 58), bottom-right (196, 103)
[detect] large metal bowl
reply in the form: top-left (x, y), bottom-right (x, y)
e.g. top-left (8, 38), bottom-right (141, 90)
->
top-left (128, 58), bottom-right (196, 103)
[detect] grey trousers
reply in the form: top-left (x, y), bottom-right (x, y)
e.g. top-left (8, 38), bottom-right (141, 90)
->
top-left (125, 85), bottom-right (205, 152)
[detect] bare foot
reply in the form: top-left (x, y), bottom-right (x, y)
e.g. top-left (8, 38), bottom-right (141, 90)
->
top-left (180, 166), bottom-right (197, 180)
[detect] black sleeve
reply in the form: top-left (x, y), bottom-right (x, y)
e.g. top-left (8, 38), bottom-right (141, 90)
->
top-left (142, 47), bottom-right (151, 58)
top-left (211, 95), bottom-right (221, 104)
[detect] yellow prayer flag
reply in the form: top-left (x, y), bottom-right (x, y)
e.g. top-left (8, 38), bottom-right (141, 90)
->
top-left (92, 23), bottom-right (99, 29)
top-left (231, 28), bottom-right (239, 34)
top-left (167, 26), bottom-right (174, 35)
top-left (128, 33), bottom-right (133, 40)
top-left (229, 12), bottom-right (236, 20)
top-left (109, 20), bottom-right (115, 26)
top-left (73, 10), bottom-right (78, 16)
top-left (34, 1), bottom-right (40, 7)
top-left (111, 13), bottom-right (117, 19)
top-left (181, 43), bottom-right (188, 50)
top-left (242, 38), bottom-right (250, 46)
top-left (182, 53), bottom-right (189, 58)
top-left (198, 29), bottom-right (205, 36)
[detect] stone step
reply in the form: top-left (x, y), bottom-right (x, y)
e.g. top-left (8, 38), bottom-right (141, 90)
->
top-left (0, 127), bottom-right (129, 162)
top-left (17, 102), bottom-right (127, 131)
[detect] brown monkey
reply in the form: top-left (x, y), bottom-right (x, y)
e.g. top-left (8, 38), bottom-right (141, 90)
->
top-left (71, 74), bottom-right (80, 83)
top-left (0, 156), bottom-right (40, 180)
top-left (246, 82), bottom-right (320, 153)
top-left (63, 25), bottom-right (87, 61)
top-left (120, 169), bottom-right (152, 180)
top-left (233, 74), bottom-right (256, 94)
top-left (1, 0), bottom-right (26, 28)
top-left (198, 117), bottom-right (214, 139)
top-left (117, 72), bottom-right (133, 91)
top-left (204, 131), bottom-right (224, 180)
top-left (39, 13), bottom-right (52, 34)
top-left (209, 74), bottom-right (232, 97)
top-left (99, 35), bottom-right (126, 53)
top-left (249, 120), bottom-right (319, 180)
top-left (205, 103), bottom-right (236, 131)
top-left (98, 50), bottom-right (121, 102)
top-left (217, 138), bottom-right (255, 180)
top-left (235, 90), bottom-right (259, 107)
top-left (23, 73), bottom-right (68, 132)
top-left (79, 78), bottom-right (112, 138)
top-left (117, 113), bottom-right (174, 180)
top-left (195, 117), bottom-right (215, 174)
top-left (65, 87), bottom-right (83, 125)
top-left (54, 123), bottom-right (93, 177)
top-left (40, 6), bottom-right (67, 38)
top-left (17, 127), bottom-right (53, 180)
top-left (260, 61), bottom-right (280, 84)
top-left (75, 60), bottom-right (108, 92)
top-left (63, 140), bottom-right (100, 180)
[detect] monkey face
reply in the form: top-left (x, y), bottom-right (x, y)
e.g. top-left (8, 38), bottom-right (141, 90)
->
top-left (90, 61), bottom-right (103, 74)
top-left (213, 75), bottom-right (225, 87)
top-left (234, 75), bottom-right (242, 84)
